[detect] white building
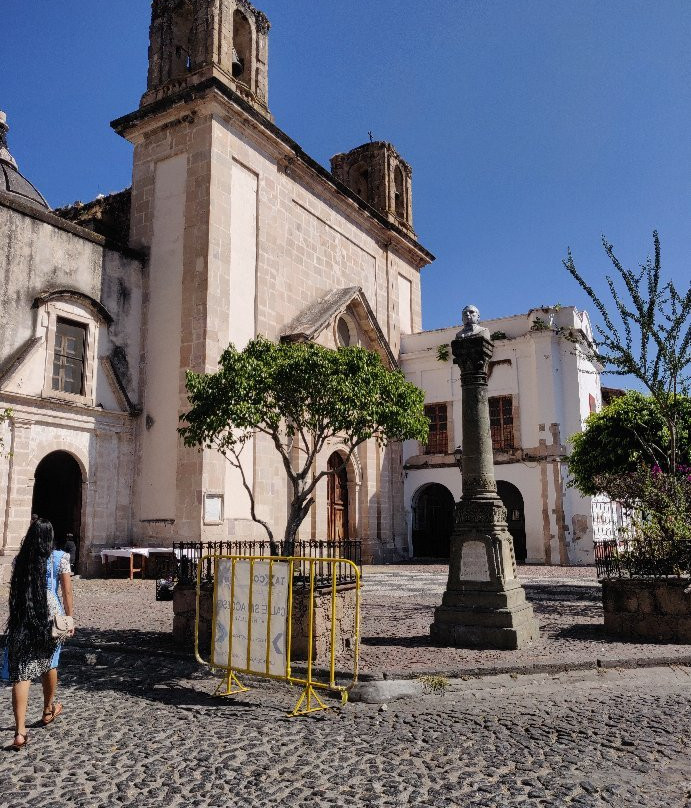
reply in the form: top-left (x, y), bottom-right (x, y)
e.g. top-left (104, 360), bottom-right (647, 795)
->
top-left (400, 305), bottom-right (610, 565)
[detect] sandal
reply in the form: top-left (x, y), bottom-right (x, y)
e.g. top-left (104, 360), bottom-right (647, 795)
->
top-left (10, 731), bottom-right (28, 751)
top-left (41, 702), bottom-right (63, 726)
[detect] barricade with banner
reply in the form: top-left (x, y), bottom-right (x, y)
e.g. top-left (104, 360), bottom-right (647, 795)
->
top-left (195, 555), bottom-right (360, 716)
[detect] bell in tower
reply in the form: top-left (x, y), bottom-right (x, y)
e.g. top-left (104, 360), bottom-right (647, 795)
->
top-left (142, 0), bottom-right (271, 120)
top-left (232, 47), bottom-right (244, 79)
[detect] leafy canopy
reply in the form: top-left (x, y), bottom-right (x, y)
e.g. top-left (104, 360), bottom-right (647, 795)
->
top-left (568, 392), bottom-right (691, 497)
top-left (180, 337), bottom-right (428, 452)
top-left (179, 337), bottom-right (429, 552)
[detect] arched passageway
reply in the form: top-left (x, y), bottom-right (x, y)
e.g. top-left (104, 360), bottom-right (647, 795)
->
top-left (327, 452), bottom-right (350, 541)
top-left (32, 451), bottom-right (83, 567)
top-left (412, 483), bottom-right (455, 559)
top-left (496, 480), bottom-right (526, 562)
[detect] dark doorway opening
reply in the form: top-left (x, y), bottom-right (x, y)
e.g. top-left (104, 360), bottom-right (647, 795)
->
top-left (327, 452), bottom-right (349, 542)
top-left (496, 480), bottom-right (526, 562)
top-left (412, 483), bottom-right (455, 559)
top-left (32, 451), bottom-right (83, 568)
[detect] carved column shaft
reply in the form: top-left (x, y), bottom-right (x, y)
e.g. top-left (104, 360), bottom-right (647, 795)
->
top-left (453, 336), bottom-right (496, 499)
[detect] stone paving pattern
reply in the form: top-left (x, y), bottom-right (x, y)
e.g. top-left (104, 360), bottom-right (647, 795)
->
top-left (3, 566), bottom-right (689, 677)
top-left (0, 653), bottom-right (689, 807)
top-left (1, 566), bottom-right (691, 806)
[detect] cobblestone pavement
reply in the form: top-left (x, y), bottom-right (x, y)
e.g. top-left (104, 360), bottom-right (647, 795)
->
top-left (0, 653), bottom-right (689, 808)
top-left (3, 565), bottom-right (689, 677)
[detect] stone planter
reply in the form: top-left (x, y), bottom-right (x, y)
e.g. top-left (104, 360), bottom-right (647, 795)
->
top-left (172, 583), bottom-right (213, 654)
top-left (602, 578), bottom-right (691, 643)
top-left (172, 582), bottom-right (358, 664)
top-left (289, 585), bottom-right (358, 663)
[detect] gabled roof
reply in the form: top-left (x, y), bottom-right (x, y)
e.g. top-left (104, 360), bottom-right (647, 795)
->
top-left (281, 287), bottom-right (397, 369)
top-left (0, 337), bottom-right (42, 386)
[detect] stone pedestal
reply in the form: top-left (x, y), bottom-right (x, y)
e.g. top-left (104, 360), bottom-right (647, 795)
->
top-left (430, 327), bottom-right (539, 649)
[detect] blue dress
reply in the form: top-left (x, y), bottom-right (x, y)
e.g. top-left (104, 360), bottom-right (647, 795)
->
top-left (1, 550), bottom-right (69, 682)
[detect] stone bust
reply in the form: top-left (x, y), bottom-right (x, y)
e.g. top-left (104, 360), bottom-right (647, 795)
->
top-left (456, 304), bottom-right (490, 340)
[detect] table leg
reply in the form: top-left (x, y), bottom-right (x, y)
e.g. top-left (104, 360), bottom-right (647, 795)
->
top-left (130, 553), bottom-right (134, 581)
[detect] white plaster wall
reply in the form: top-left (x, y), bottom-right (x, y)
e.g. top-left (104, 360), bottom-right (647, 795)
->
top-left (139, 154), bottom-right (187, 520)
top-left (400, 306), bottom-right (602, 564)
top-left (398, 274), bottom-right (412, 335)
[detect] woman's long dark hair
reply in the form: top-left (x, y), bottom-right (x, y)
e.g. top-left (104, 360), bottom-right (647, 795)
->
top-left (6, 519), bottom-right (54, 655)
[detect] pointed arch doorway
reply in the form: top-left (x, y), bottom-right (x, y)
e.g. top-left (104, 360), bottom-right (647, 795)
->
top-left (327, 452), bottom-right (349, 542)
top-left (32, 451), bottom-right (83, 566)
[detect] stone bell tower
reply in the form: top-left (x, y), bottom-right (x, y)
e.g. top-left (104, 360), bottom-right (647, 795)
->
top-left (142, 0), bottom-right (271, 119)
top-left (331, 142), bottom-right (415, 237)
top-left (111, 0), bottom-right (274, 545)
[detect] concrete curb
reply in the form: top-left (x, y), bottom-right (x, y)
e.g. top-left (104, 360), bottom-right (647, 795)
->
top-left (60, 641), bottom-right (691, 697)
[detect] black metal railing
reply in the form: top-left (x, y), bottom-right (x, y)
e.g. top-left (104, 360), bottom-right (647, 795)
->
top-left (169, 538), bottom-right (362, 589)
top-left (594, 537), bottom-right (691, 580)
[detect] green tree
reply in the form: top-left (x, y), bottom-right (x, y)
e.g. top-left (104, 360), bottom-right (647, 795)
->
top-left (179, 337), bottom-right (429, 555)
top-left (564, 231), bottom-right (691, 471)
top-left (568, 392), bottom-right (691, 497)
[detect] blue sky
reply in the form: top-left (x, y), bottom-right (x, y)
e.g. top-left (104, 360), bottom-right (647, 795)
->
top-left (2, 1), bottom-right (689, 340)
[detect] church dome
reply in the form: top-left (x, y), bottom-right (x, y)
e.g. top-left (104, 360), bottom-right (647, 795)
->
top-left (0, 111), bottom-right (50, 209)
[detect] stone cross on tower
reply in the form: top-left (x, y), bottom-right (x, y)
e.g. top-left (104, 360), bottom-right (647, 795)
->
top-left (430, 306), bottom-right (539, 649)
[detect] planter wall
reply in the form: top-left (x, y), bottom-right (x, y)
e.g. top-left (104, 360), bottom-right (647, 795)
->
top-left (602, 578), bottom-right (691, 643)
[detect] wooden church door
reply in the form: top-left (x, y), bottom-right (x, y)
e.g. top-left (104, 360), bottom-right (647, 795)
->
top-left (327, 452), bottom-right (349, 542)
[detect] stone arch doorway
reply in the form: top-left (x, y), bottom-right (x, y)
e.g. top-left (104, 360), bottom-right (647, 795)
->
top-left (496, 480), bottom-right (526, 562)
top-left (327, 452), bottom-right (349, 542)
top-left (32, 451), bottom-right (83, 567)
top-left (412, 483), bottom-right (455, 559)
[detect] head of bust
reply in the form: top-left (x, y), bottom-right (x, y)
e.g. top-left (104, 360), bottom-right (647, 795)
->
top-left (462, 305), bottom-right (480, 327)
top-left (456, 304), bottom-right (490, 340)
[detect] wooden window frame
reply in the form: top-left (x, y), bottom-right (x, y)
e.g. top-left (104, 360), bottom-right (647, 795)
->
top-left (424, 403), bottom-right (448, 455)
top-left (41, 304), bottom-right (97, 405)
top-left (489, 395), bottom-right (514, 452)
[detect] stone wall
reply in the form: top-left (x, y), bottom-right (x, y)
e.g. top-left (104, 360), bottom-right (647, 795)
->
top-left (602, 578), bottom-right (691, 643)
top-left (173, 582), bottom-right (359, 667)
top-left (290, 585), bottom-right (358, 664)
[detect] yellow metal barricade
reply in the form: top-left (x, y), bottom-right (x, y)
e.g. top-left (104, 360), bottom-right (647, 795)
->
top-left (194, 554), bottom-right (360, 716)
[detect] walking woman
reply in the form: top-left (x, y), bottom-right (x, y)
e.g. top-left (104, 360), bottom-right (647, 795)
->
top-left (2, 519), bottom-right (75, 750)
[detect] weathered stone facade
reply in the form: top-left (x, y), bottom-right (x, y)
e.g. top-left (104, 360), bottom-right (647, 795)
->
top-left (0, 1), bottom-right (433, 577)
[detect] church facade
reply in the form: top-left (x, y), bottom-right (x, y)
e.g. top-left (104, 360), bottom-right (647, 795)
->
top-left (0, 0), bottom-right (434, 579)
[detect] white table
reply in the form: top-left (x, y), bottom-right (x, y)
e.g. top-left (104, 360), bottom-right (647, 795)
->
top-left (100, 547), bottom-right (177, 580)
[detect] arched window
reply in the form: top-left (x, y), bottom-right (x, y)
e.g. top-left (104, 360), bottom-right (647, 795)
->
top-left (233, 10), bottom-right (253, 84)
top-left (348, 162), bottom-right (369, 202)
top-left (337, 317), bottom-right (351, 347)
top-left (171, 3), bottom-right (194, 78)
top-left (394, 164), bottom-right (405, 219)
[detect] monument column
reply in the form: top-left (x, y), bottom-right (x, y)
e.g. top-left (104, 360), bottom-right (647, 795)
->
top-left (430, 306), bottom-right (539, 649)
